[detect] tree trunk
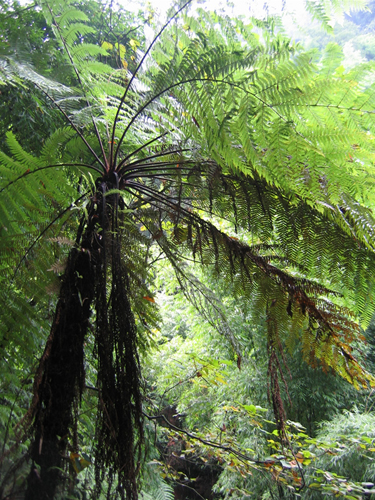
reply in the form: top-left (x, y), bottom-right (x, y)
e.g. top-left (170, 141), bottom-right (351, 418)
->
top-left (25, 192), bottom-right (144, 499)
top-left (25, 245), bottom-right (96, 500)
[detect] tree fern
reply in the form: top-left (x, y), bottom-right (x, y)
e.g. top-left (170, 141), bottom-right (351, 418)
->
top-left (1, 1), bottom-right (375, 498)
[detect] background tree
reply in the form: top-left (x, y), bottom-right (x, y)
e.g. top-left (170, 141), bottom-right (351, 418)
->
top-left (142, 260), bottom-right (375, 498)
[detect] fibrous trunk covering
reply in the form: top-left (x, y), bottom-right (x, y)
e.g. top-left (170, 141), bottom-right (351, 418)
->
top-left (26, 245), bottom-right (96, 500)
top-left (94, 213), bottom-right (144, 500)
top-left (26, 195), bottom-right (144, 500)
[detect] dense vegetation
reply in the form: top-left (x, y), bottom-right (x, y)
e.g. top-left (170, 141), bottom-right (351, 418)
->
top-left (1, 0), bottom-right (375, 498)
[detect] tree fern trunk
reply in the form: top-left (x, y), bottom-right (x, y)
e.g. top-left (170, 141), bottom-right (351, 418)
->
top-left (93, 233), bottom-right (144, 500)
top-left (25, 193), bottom-right (144, 499)
top-left (25, 244), bottom-right (96, 499)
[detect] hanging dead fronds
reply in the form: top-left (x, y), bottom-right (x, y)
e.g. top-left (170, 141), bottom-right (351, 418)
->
top-left (94, 220), bottom-right (144, 500)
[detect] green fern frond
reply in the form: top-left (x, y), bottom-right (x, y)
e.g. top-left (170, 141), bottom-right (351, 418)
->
top-left (140, 479), bottom-right (174, 500)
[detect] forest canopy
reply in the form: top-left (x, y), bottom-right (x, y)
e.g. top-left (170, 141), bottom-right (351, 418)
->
top-left (1, 0), bottom-right (375, 498)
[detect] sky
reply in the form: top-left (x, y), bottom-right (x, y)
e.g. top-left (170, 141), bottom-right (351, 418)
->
top-left (120, 0), bottom-right (309, 25)
top-left (17, 0), bottom-right (356, 31)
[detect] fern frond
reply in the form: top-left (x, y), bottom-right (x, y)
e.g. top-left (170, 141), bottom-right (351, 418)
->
top-left (140, 479), bottom-right (174, 500)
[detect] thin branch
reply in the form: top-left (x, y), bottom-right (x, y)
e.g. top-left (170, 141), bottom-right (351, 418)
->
top-left (111, 0), bottom-right (193, 166)
top-left (1, 2), bottom-right (35, 19)
top-left (119, 131), bottom-right (169, 165)
top-left (144, 411), bottom-right (278, 467)
top-left (34, 83), bottom-right (106, 170)
top-left (112, 76), bottom-right (291, 164)
top-left (12, 191), bottom-right (89, 280)
top-left (158, 370), bottom-right (199, 407)
top-left (46, 2), bottom-right (108, 167)
top-left (174, 482), bottom-right (205, 500)
top-left (303, 103), bottom-right (375, 114)
top-left (118, 148), bottom-right (192, 174)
